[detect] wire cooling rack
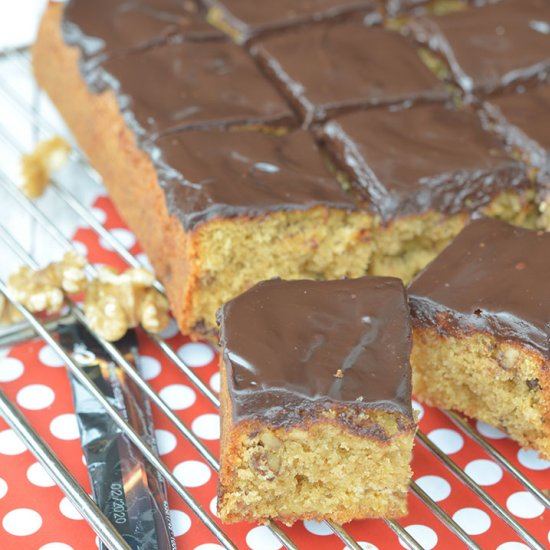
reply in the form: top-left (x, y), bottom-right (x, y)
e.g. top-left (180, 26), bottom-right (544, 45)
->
top-left (0, 48), bottom-right (548, 550)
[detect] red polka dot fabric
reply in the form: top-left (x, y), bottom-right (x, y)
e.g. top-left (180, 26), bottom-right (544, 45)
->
top-left (0, 196), bottom-right (548, 550)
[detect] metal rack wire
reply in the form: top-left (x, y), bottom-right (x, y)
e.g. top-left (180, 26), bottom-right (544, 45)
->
top-left (0, 47), bottom-right (547, 550)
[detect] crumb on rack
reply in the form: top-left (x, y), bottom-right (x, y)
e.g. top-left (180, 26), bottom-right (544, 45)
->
top-left (334, 368), bottom-right (344, 379)
top-left (20, 136), bottom-right (71, 198)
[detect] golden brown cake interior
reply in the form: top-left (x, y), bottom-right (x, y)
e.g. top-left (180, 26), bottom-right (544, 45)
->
top-left (218, 358), bottom-right (415, 525)
top-left (412, 326), bottom-right (550, 459)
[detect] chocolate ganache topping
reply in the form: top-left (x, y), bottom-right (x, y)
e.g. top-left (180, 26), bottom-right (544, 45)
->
top-left (153, 129), bottom-right (358, 230)
top-left (484, 84), bottom-right (550, 171)
top-left (408, 0), bottom-right (550, 94)
top-left (203, 0), bottom-right (378, 42)
top-left (252, 20), bottom-right (446, 123)
top-left (321, 103), bottom-right (530, 221)
top-left (218, 277), bottom-right (413, 428)
top-left (63, 0), bottom-right (221, 64)
top-left (87, 39), bottom-right (295, 138)
top-left (409, 218), bottom-right (550, 357)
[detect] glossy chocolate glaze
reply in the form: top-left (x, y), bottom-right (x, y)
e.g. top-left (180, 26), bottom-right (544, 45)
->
top-left (408, 0), bottom-right (550, 94)
top-left (203, 0), bottom-right (378, 42)
top-left (63, 0), bottom-right (221, 64)
top-left (153, 129), bottom-right (358, 230)
top-left (218, 277), bottom-right (414, 430)
top-left (483, 84), bottom-right (550, 171)
top-left (252, 21), bottom-right (447, 124)
top-left (88, 39), bottom-right (295, 138)
top-left (320, 103), bottom-right (530, 221)
top-left (409, 218), bottom-right (550, 356)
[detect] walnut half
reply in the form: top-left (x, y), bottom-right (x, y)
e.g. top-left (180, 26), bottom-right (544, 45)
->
top-left (84, 266), bottom-right (170, 341)
top-left (7, 251), bottom-right (87, 315)
top-left (20, 136), bottom-right (71, 199)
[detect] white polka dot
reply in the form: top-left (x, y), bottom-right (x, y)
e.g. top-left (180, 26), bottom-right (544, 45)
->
top-left (2, 508), bottom-right (42, 536)
top-left (50, 413), bottom-right (80, 440)
top-left (159, 384), bottom-right (196, 410)
top-left (16, 384), bottom-right (55, 410)
top-left (91, 207), bottom-right (107, 224)
top-left (140, 355), bottom-right (162, 380)
top-left (506, 491), bottom-right (545, 519)
top-left (100, 228), bottom-right (136, 251)
top-left (170, 509), bottom-right (191, 537)
top-left (464, 459), bottom-right (503, 486)
top-left (415, 475), bottom-right (451, 502)
top-left (517, 448), bottom-right (550, 470)
top-left (210, 496), bottom-right (218, 517)
top-left (209, 372), bottom-right (221, 394)
top-left (343, 544), bottom-right (378, 550)
top-left (476, 420), bottom-right (507, 439)
top-left (178, 342), bottom-right (214, 367)
top-left (194, 545), bottom-right (224, 550)
top-left (160, 318), bottom-right (180, 339)
top-left (0, 357), bottom-right (24, 382)
top-left (59, 497), bottom-right (83, 520)
top-left (155, 429), bottom-right (177, 455)
top-left (0, 429), bottom-right (27, 455)
top-left (39, 345), bottom-right (65, 367)
top-left (192, 414), bottom-right (220, 440)
top-left (400, 525), bottom-right (437, 550)
top-left (40, 544), bottom-right (75, 550)
top-left (0, 478), bottom-right (7, 499)
top-left (173, 460), bottom-right (211, 488)
top-left (427, 428), bottom-right (464, 454)
top-left (412, 400), bottom-right (424, 421)
top-left (27, 462), bottom-right (55, 487)
top-left (303, 520), bottom-right (332, 536)
top-left (136, 253), bottom-right (153, 272)
top-left (496, 543), bottom-right (531, 550)
top-left (246, 525), bottom-right (283, 550)
top-left (452, 507), bottom-right (491, 535)
top-left (73, 241), bottom-right (88, 257)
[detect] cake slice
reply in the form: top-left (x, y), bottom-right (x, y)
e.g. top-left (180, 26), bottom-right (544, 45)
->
top-left (409, 218), bottom-right (550, 459)
top-left (320, 102), bottom-right (537, 282)
top-left (407, 0), bottom-right (550, 95)
top-left (252, 19), bottom-right (447, 124)
top-left (203, 0), bottom-right (378, 43)
top-left (481, 84), bottom-right (550, 228)
top-left (63, 0), bottom-right (221, 65)
top-left (217, 276), bottom-right (416, 525)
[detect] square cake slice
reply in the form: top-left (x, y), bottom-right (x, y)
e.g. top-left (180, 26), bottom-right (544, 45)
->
top-left (482, 84), bottom-right (550, 228)
top-left (409, 218), bottom-right (550, 459)
top-left (203, 0), bottom-right (378, 43)
top-left (407, 0), bottom-right (550, 94)
top-left (320, 102), bottom-right (536, 282)
top-left (87, 38), bottom-right (296, 139)
top-left (62, 0), bottom-right (221, 64)
top-left (152, 129), bottom-right (374, 337)
top-left (217, 276), bottom-right (416, 525)
top-left (252, 20), bottom-right (447, 124)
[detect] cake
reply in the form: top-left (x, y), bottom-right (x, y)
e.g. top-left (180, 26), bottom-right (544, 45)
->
top-left (32, 0), bottom-right (549, 339)
top-left (481, 84), bottom-right (550, 226)
top-left (217, 276), bottom-right (416, 524)
top-left (409, 218), bottom-right (550, 459)
top-left (407, 0), bottom-right (550, 94)
top-left (251, 17), bottom-right (447, 124)
top-left (320, 102), bottom-right (537, 282)
top-left (203, 0), bottom-right (379, 44)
